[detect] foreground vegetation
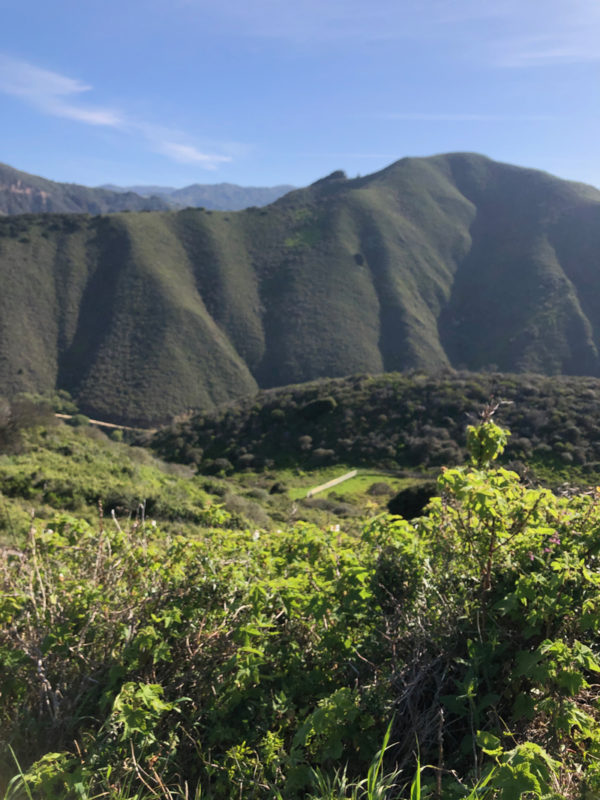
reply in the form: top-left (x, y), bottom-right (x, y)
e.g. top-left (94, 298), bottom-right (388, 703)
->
top-left (0, 399), bottom-right (408, 549)
top-left (3, 405), bottom-right (600, 798)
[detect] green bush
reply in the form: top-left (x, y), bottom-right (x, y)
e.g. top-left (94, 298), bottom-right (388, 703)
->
top-left (3, 422), bottom-right (600, 798)
top-left (68, 413), bottom-right (90, 428)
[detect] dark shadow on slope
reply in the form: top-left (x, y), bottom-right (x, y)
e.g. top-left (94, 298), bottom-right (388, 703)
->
top-left (437, 159), bottom-right (600, 376)
top-left (57, 217), bottom-right (130, 397)
top-left (353, 209), bottom-right (426, 373)
top-left (548, 203), bottom-right (600, 369)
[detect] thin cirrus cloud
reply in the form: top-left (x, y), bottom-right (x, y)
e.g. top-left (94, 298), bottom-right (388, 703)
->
top-left (0, 54), bottom-right (232, 168)
top-left (0, 55), bottom-right (122, 126)
top-left (481, 0), bottom-right (600, 67)
top-left (152, 140), bottom-right (232, 167)
top-left (175, 0), bottom-right (600, 65)
top-left (493, 35), bottom-right (600, 68)
top-left (381, 113), bottom-right (555, 122)
top-left (181, 0), bottom-right (600, 74)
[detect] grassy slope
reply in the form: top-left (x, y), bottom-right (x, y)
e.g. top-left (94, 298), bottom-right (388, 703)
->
top-left (0, 415), bottom-right (404, 549)
top-left (0, 214), bottom-right (258, 423)
top-left (2, 154), bottom-right (600, 423)
top-left (0, 420), bottom-right (214, 544)
top-left (70, 213), bottom-right (258, 422)
top-left (435, 154), bottom-right (600, 373)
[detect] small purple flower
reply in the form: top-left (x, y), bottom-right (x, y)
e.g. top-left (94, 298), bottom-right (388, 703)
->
top-left (528, 551), bottom-right (535, 561)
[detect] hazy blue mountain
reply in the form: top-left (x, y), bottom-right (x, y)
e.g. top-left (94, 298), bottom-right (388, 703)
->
top-left (0, 162), bottom-right (171, 214)
top-left (100, 181), bottom-right (296, 210)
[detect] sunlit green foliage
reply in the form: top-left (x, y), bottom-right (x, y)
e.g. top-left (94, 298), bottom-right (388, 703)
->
top-left (2, 420), bottom-right (600, 798)
top-left (0, 419), bottom-right (219, 544)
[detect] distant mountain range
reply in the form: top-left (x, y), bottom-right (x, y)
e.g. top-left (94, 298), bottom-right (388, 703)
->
top-left (100, 182), bottom-right (296, 211)
top-left (1, 152), bottom-right (600, 425)
top-left (0, 161), bottom-right (294, 215)
top-left (0, 162), bottom-right (170, 215)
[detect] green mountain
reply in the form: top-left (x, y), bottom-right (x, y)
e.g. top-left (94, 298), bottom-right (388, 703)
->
top-left (101, 181), bottom-right (296, 210)
top-left (2, 152), bottom-right (600, 424)
top-left (0, 162), bottom-right (171, 214)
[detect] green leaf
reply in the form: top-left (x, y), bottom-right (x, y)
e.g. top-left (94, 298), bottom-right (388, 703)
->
top-left (409, 758), bottom-right (421, 800)
top-left (476, 730), bottom-right (502, 757)
top-left (238, 646), bottom-right (265, 657)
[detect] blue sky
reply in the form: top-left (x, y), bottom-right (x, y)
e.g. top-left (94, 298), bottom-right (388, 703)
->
top-left (1, 0), bottom-right (599, 189)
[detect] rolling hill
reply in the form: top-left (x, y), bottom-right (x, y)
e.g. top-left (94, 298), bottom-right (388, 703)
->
top-left (1, 152), bottom-right (600, 424)
top-left (152, 370), bottom-right (600, 480)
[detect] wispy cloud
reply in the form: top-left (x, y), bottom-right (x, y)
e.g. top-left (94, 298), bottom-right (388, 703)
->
top-left (174, 0), bottom-right (494, 43)
top-left (482, 0), bottom-right (600, 67)
top-left (381, 112), bottom-right (555, 121)
top-left (0, 54), bottom-right (233, 168)
top-left (154, 141), bottom-right (232, 166)
top-left (493, 34), bottom-right (600, 68)
top-left (0, 55), bottom-right (122, 126)
top-left (295, 152), bottom-right (397, 159)
top-left (175, 0), bottom-right (600, 67)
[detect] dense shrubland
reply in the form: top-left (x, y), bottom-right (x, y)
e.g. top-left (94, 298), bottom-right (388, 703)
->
top-left (3, 416), bottom-right (600, 798)
top-left (0, 400), bottom-right (225, 545)
top-left (153, 371), bottom-right (600, 483)
top-left (0, 403), bottom-right (391, 548)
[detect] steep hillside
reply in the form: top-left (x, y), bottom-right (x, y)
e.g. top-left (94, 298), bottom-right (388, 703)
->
top-left (0, 162), bottom-right (171, 214)
top-left (0, 212), bottom-right (258, 423)
top-left (2, 153), bottom-right (600, 424)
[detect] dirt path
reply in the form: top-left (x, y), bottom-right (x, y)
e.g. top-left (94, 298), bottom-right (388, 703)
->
top-left (306, 470), bottom-right (358, 498)
top-left (54, 413), bottom-right (153, 433)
